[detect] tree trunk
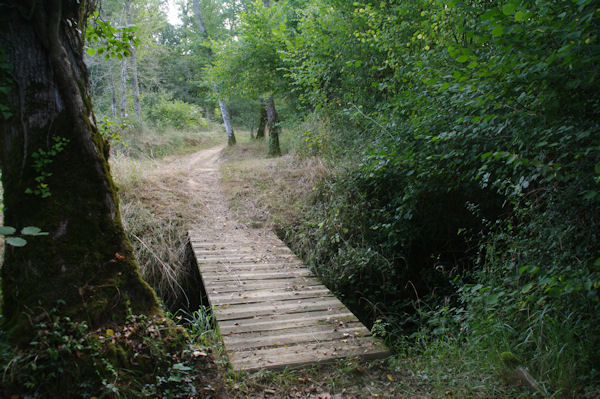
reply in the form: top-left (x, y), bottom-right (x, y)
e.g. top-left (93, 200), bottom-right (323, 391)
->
top-left (193, 0), bottom-right (236, 145)
top-left (205, 103), bottom-right (213, 121)
top-left (219, 99), bottom-right (236, 146)
top-left (266, 95), bottom-right (281, 156)
top-left (0, 0), bottom-right (159, 342)
top-left (256, 100), bottom-right (267, 139)
top-left (124, 0), bottom-right (141, 117)
top-left (120, 56), bottom-right (127, 118)
top-left (109, 68), bottom-right (118, 119)
top-left (129, 44), bottom-right (141, 117)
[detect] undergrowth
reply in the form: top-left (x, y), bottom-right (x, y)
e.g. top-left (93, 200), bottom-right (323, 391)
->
top-left (0, 301), bottom-right (220, 398)
top-left (220, 115), bottom-right (600, 397)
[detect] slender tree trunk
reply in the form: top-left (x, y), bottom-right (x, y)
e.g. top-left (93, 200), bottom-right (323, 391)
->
top-left (219, 100), bottom-right (236, 145)
top-left (109, 68), bottom-right (117, 119)
top-left (0, 0), bottom-right (159, 342)
top-left (205, 103), bottom-right (212, 121)
top-left (130, 45), bottom-right (141, 117)
top-left (124, 0), bottom-right (141, 117)
top-left (192, 0), bottom-right (236, 145)
top-left (266, 95), bottom-right (281, 156)
top-left (256, 100), bottom-right (267, 139)
top-left (120, 56), bottom-right (127, 118)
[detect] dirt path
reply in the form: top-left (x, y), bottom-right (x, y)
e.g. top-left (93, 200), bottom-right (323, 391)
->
top-left (156, 145), bottom-right (283, 251)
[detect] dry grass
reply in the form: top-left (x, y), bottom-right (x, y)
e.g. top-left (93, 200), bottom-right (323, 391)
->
top-left (220, 138), bottom-right (329, 230)
top-left (110, 129), bottom-right (225, 311)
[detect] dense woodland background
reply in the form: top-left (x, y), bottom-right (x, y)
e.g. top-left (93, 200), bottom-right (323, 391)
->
top-left (1, 0), bottom-right (599, 397)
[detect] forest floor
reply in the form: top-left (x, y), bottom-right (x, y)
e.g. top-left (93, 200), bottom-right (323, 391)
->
top-left (114, 139), bottom-right (509, 399)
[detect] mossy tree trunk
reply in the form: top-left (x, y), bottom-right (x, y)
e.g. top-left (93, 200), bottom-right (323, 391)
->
top-left (266, 95), bottom-right (281, 156)
top-left (256, 100), bottom-right (267, 139)
top-left (0, 0), bottom-right (159, 342)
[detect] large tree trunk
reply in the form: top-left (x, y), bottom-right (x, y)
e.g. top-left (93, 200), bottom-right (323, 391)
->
top-left (266, 95), bottom-right (281, 156)
top-left (192, 0), bottom-right (236, 145)
top-left (0, 0), bottom-right (159, 342)
top-left (256, 100), bottom-right (267, 139)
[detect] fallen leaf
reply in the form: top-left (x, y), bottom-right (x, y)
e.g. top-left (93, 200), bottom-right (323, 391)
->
top-left (106, 329), bottom-right (114, 337)
top-left (387, 374), bottom-right (394, 382)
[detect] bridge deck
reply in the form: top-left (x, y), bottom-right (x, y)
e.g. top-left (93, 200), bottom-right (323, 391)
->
top-left (188, 230), bottom-right (389, 372)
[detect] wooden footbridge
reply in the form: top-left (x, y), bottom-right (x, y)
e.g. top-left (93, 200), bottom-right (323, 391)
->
top-left (188, 230), bottom-right (389, 372)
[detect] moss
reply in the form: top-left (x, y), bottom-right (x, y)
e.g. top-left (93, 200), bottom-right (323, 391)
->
top-left (2, 102), bottom-right (159, 342)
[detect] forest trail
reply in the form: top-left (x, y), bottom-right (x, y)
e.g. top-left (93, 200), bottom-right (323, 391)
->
top-left (171, 145), bottom-right (389, 372)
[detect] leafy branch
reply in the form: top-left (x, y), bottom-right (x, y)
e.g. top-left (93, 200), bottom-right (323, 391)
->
top-left (85, 11), bottom-right (139, 59)
top-left (25, 136), bottom-right (70, 198)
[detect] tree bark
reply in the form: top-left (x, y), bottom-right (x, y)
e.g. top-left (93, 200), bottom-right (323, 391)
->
top-left (109, 67), bottom-right (118, 119)
top-left (129, 42), bottom-right (141, 117)
top-left (219, 99), bottom-right (236, 146)
top-left (256, 100), bottom-right (267, 139)
top-left (120, 56), bottom-right (127, 118)
top-left (266, 95), bottom-right (281, 156)
top-left (192, 0), bottom-right (236, 145)
top-left (123, 0), bottom-right (140, 117)
top-left (0, 0), bottom-right (159, 342)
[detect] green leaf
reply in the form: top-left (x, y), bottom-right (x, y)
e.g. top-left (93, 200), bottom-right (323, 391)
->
top-left (172, 363), bottom-right (192, 371)
top-left (492, 25), bottom-right (504, 38)
top-left (521, 283), bottom-right (534, 294)
top-left (6, 237), bottom-right (27, 247)
top-left (502, 4), bottom-right (516, 16)
top-left (515, 11), bottom-right (527, 22)
top-left (456, 55), bottom-right (469, 63)
top-left (86, 48), bottom-right (96, 56)
top-left (484, 294), bottom-right (499, 306)
top-left (0, 226), bottom-right (16, 235)
top-left (21, 226), bottom-right (48, 236)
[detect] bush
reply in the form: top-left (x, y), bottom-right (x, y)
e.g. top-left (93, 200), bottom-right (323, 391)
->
top-left (143, 91), bottom-right (207, 131)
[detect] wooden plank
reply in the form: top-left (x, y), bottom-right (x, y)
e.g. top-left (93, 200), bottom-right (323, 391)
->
top-left (210, 288), bottom-right (332, 305)
top-left (223, 324), bottom-right (370, 351)
top-left (193, 248), bottom-right (294, 255)
top-left (199, 262), bottom-right (306, 272)
top-left (223, 321), bottom-right (368, 341)
top-left (219, 311), bottom-right (358, 334)
top-left (200, 269), bottom-right (313, 281)
top-left (205, 278), bottom-right (324, 293)
top-left (196, 253), bottom-right (297, 261)
top-left (214, 298), bottom-right (345, 320)
top-left (228, 337), bottom-right (389, 371)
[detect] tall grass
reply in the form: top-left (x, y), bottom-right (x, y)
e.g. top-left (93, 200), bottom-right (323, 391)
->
top-left (112, 121), bottom-right (224, 159)
top-left (111, 126), bottom-right (225, 311)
